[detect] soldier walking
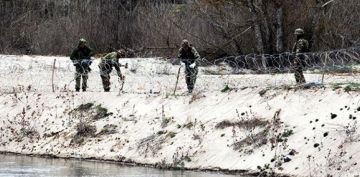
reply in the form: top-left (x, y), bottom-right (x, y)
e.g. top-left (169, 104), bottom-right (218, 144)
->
top-left (292, 28), bottom-right (309, 84)
top-left (99, 50), bottom-right (125, 92)
top-left (70, 38), bottom-right (94, 92)
top-left (178, 40), bottom-right (200, 93)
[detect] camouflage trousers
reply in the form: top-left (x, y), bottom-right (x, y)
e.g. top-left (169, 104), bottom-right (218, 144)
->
top-left (294, 66), bottom-right (306, 84)
top-left (100, 74), bottom-right (111, 91)
top-left (75, 69), bottom-right (88, 91)
top-left (185, 66), bottom-right (198, 92)
top-left (99, 62), bottom-right (113, 91)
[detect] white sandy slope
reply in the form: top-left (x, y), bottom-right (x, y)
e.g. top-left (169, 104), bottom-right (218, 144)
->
top-left (1, 55), bottom-right (360, 176)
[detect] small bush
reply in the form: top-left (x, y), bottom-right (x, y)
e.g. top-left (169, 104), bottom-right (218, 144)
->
top-left (76, 103), bottom-right (94, 111)
top-left (20, 127), bottom-right (39, 139)
top-left (94, 104), bottom-right (113, 120)
top-left (76, 121), bottom-right (96, 137)
top-left (71, 121), bottom-right (97, 145)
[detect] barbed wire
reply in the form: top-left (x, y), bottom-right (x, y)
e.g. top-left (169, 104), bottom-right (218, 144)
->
top-left (201, 46), bottom-right (360, 73)
top-left (0, 46), bottom-right (359, 94)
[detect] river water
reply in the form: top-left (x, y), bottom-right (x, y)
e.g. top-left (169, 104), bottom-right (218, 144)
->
top-left (0, 154), bottom-right (244, 177)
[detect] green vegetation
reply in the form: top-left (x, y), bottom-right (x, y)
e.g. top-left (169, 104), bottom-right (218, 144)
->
top-left (331, 82), bottom-right (360, 91)
top-left (221, 84), bottom-right (233, 93)
top-left (166, 131), bottom-right (177, 138)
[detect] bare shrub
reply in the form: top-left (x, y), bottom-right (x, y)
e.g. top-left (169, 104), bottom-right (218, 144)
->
top-left (70, 120), bottom-right (96, 145)
top-left (75, 121), bottom-right (96, 137)
top-left (137, 134), bottom-right (167, 157)
top-left (19, 127), bottom-right (40, 140)
top-left (70, 103), bottom-right (112, 121)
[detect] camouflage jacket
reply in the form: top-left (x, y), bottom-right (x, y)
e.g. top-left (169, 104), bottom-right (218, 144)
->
top-left (292, 38), bottom-right (309, 67)
top-left (292, 38), bottom-right (309, 54)
top-left (101, 52), bottom-right (119, 61)
top-left (70, 45), bottom-right (94, 61)
top-left (178, 47), bottom-right (200, 66)
top-left (99, 52), bottom-right (121, 75)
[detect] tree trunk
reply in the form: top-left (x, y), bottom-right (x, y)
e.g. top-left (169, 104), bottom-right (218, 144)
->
top-left (257, 0), bottom-right (271, 53)
top-left (275, 6), bottom-right (284, 52)
top-left (247, 0), bottom-right (264, 54)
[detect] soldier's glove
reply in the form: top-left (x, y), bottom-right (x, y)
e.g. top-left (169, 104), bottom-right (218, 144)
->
top-left (189, 63), bottom-right (196, 69)
top-left (180, 61), bottom-right (186, 67)
top-left (72, 60), bottom-right (80, 67)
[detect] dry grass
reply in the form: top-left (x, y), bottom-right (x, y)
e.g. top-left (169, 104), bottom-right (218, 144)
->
top-left (215, 118), bottom-right (268, 130)
top-left (97, 124), bottom-right (117, 136)
top-left (233, 129), bottom-right (269, 151)
top-left (70, 121), bottom-right (97, 145)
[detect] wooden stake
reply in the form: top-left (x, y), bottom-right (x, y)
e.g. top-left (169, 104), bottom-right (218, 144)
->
top-left (52, 59), bottom-right (56, 92)
top-left (173, 66), bottom-right (182, 95)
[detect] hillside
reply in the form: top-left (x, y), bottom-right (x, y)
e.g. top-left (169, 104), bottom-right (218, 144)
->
top-left (1, 55), bottom-right (360, 176)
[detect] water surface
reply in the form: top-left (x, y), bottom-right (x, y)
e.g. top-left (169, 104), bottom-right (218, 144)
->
top-left (0, 154), bottom-right (244, 177)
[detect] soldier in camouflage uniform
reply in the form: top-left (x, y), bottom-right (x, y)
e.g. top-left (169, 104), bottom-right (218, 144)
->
top-left (292, 28), bottom-right (309, 84)
top-left (98, 50), bottom-right (125, 92)
top-left (178, 40), bottom-right (200, 93)
top-left (70, 38), bottom-right (94, 92)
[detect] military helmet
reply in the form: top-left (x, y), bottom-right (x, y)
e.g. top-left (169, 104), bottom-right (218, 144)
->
top-left (182, 39), bottom-right (190, 48)
top-left (117, 49), bottom-right (126, 56)
top-left (79, 38), bottom-right (87, 44)
top-left (294, 28), bottom-right (305, 35)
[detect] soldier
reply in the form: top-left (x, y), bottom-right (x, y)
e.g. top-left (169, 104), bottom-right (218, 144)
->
top-left (292, 28), bottom-right (309, 84)
top-left (98, 50), bottom-right (125, 92)
top-left (70, 38), bottom-right (94, 92)
top-left (178, 40), bottom-right (200, 93)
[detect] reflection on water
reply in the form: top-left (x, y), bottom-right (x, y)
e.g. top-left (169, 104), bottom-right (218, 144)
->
top-left (0, 154), bottom-right (243, 177)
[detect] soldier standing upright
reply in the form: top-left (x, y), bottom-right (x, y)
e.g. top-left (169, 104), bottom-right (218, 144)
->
top-left (178, 40), bottom-right (200, 93)
top-left (98, 50), bottom-right (125, 92)
top-left (70, 38), bottom-right (94, 92)
top-left (292, 28), bottom-right (309, 84)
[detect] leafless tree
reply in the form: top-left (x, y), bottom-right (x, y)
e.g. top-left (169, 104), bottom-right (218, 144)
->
top-left (0, 0), bottom-right (358, 58)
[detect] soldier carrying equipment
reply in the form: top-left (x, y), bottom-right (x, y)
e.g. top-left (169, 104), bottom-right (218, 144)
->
top-left (70, 38), bottom-right (94, 92)
top-left (178, 40), bottom-right (200, 93)
top-left (292, 28), bottom-right (309, 84)
top-left (99, 50), bottom-right (126, 92)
